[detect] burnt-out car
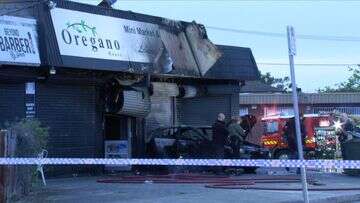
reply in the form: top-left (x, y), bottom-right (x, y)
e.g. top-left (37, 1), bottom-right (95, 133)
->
top-left (146, 124), bottom-right (270, 173)
top-left (146, 126), bottom-right (214, 159)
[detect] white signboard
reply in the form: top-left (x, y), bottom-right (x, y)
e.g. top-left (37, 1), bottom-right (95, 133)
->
top-left (25, 82), bottom-right (35, 95)
top-left (50, 8), bottom-right (163, 63)
top-left (0, 16), bottom-right (40, 65)
top-left (105, 140), bottom-right (130, 171)
top-left (287, 26), bottom-right (296, 56)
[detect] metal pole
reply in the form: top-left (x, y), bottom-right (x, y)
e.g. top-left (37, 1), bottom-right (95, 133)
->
top-left (286, 25), bottom-right (309, 203)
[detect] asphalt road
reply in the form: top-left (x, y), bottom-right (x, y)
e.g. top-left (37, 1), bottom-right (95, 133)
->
top-left (18, 170), bottom-right (360, 203)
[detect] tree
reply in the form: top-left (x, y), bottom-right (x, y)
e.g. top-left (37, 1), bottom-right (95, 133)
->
top-left (318, 66), bottom-right (360, 93)
top-left (260, 71), bottom-right (291, 91)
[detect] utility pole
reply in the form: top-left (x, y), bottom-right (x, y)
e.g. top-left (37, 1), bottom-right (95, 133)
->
top-left (287, 25), bottom-right (309, 203)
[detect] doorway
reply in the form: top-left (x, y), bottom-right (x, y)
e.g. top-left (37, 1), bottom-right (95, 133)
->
top-left (104, 114), bottom-right (133, 171)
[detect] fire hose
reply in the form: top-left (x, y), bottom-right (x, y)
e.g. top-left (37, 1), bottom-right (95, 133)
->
top-left (97, 174), bottom-right (360, 191)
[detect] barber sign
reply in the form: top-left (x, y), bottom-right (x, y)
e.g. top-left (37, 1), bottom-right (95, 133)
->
top-left (0, 16), bottom-right (40, 66)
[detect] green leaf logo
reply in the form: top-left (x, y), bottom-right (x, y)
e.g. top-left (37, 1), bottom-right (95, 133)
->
top-left (66, 20), bottom-right (97, 37)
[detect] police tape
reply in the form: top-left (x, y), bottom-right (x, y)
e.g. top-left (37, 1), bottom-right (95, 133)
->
top-left (0, 158), bottom-right (360, 169)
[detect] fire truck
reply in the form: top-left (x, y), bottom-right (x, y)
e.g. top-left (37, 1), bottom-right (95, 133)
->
top-left (260, 113), bottom-right (337, 159)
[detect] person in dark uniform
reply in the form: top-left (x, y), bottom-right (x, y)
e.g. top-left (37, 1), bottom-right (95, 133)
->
top-left (285, 118), bottom-right (297, 157)
top-left (338, 113), bottom-right (355, 158)
top-left (227, 116), bottom-right (245, 158)
top-left (212, 113), bottom-right (228, 158)
top-left (341, 113), bottom-right (354, 139)
top-left (284, 116), bottom-right (305, 174)
top-left (212, 113), bottom-right (228, 173)
top-left (285, 116), bottom-right (306, 157)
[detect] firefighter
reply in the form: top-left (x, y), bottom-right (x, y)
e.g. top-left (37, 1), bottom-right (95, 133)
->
top-left (227, 116), bottom-right (246, 158)
top-left (337, 113), bottom-right (355, 157)
top-left (341, 113), bottom-right (355, 133)
top-left (284, 118), bottom-right (297, 156)
top-left (334, 113), bottom-right (354, 142)
top-left (284, 117), bottom-right (305, 174)
top-left (212, 113), bottom-right (228, 173)
top-left (285, 116), bottom-right (306, 157)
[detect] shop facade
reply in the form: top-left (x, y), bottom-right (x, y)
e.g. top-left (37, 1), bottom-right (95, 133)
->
top-left (0, 0), bottom-right (260, 175)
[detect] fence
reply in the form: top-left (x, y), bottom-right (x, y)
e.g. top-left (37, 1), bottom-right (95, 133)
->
top-left (313, 107), bottom-right (360, 115)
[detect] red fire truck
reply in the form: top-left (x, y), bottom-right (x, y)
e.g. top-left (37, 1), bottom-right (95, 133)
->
top-left (260, 113), bottom-right (336, 159)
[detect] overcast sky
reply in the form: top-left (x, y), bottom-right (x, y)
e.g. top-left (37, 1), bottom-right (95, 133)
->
top-left (74, 0), bottom-right (360, 92)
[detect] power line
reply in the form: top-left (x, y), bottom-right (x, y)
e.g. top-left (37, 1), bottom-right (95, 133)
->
top-left (257, 62), bottom-right (359, 67)
top-left (206, 26), bottom-right (285, 38)
top-left (2, 0), bottom-right (360, 44)
top-left (206, 26), bottom-right (360, 42)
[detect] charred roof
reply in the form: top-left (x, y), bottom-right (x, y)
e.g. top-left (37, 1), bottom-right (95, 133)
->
top-left (206, 45), bottom-right (260, 81)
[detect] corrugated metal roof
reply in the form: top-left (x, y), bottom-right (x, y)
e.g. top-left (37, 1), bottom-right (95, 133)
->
top-left (240, 81), bottom-right (283, 93)
top-left (239, 93), bottom-right (360, 104)
top-left (305, 93), bottom-right (360, 104)
top-left (205, 45), bottom-right (260, 81)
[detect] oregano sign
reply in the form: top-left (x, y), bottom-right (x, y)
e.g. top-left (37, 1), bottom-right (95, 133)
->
top-left (50, 8), bottom-right (162, 63)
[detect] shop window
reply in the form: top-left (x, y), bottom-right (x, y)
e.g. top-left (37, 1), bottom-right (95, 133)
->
top-left (264, 106), bottom-right (294, 117)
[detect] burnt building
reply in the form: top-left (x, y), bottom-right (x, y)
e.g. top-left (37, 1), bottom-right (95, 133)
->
top-left (0, 0), bottom-right (259, 175)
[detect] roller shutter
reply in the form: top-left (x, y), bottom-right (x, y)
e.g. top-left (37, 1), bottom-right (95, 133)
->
top-left (145, 82), bottom-right (178, 137)
top-left (0, 83), bottom-right (25, 126)
top-left (104, 79), bottom-right (151, 117)
top-left (177, 96), bottom-right (232, 126)
top-left (36, 83), bottom-right (101, 159)
top-left (146, 96), bottom-right (174, 136)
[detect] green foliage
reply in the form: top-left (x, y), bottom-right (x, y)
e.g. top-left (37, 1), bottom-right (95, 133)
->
top-left (259, 71), bottom-right (291, 91)
top-left (318, 66), bottom-right (360, 93)
top-left (10, 119), bottom-right (49, 157)
top-left (5, 119), bottom-right (49, 199)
